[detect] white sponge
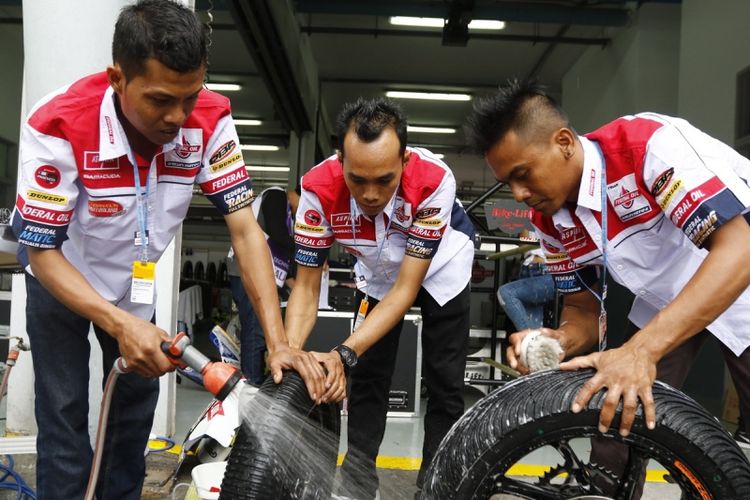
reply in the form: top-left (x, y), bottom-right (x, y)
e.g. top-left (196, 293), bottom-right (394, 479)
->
top-left (520, 330), bottom-right (563, 372)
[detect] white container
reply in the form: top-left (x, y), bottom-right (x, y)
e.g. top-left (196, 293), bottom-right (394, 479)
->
top-left (191, 461), bottom-right (228, 500)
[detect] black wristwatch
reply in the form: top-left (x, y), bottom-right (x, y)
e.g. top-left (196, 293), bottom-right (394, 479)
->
top-left (332, 344), bottom-right (358, 376)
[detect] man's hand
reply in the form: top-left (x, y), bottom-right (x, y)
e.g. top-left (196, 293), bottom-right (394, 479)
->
top-left (506, 327), bottom-right (565, 374)
top-left (267, 346), bottom-right (328, 403)
top-left (114, 317), bottom-right (174, 378)
top-left (560, 343), bottom-right (657, 437)
top-left (311, 351), bottom-right (347, 403)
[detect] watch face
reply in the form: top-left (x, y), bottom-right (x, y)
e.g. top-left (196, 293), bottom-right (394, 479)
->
top-left (337, 345), bottom-right (357, 367)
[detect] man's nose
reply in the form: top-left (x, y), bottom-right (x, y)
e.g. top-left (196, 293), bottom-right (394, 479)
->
top-left (362, 185), bottom-right (379, 203)
top-left (164, 104), bottom-right (187, 126)
top-left (510, 183), bottom-right (530, 203)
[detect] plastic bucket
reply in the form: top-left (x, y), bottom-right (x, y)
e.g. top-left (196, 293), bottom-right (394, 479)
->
top-left (191, 461), bottom-right (228, 500)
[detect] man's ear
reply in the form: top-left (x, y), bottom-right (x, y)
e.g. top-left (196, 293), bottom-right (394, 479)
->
top-left (106, 64), bottom-right (124, 95)
top-left (402, 149), bottom-right (411, 166)
top-left (555, 127), bottom-right (576, 159)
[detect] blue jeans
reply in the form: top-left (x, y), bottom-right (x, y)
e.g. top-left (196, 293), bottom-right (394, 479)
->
top-left (229, 275), bottom-right (266, 385)
top-left (25, 273), bottom-right (159, 500)
top-left (497, 271), bottom-right (556, 331)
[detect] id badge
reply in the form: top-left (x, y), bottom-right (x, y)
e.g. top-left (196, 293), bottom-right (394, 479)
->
top-left (134, 230), bottom-right (149, 246)
top-left (131, 261), bottom-right (155, 305)
top-left (598, 309), bottom-right (608, 351)
top-left (353, 298), bottom-right (369, 333)
top-left (355, 275), bottom-right (367, 291)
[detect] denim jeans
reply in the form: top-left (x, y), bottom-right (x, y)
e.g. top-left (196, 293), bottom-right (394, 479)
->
top-left (229, 275), bottom-right (266, 385)
top-left (25, 273), bottom-right (159, 500)
top-left (497, 270), bottom-right (556, 331)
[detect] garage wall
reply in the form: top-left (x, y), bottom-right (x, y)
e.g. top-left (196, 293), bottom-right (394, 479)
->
top-left (562, 3), bottom-right (681, 133)
top-left (0, 23), bottom-right (23, 208)
top-left (677, 0), bottom-right (750, 144)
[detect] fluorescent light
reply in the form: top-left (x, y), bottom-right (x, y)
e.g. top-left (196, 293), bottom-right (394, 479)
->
top-left (407, 126), bottom-right (456, 134)
top-left (390, 16), bottom-right (444, 28)
top-left (206, 83), bottom-right (242, 92)
top-left (245, 166), bottom-right (290, 172)
top-left (386, 91), bottom-right (471, 102)
top-left (233, 118), bottom-right (262, 126)
top-left (240, 144), bottom-right (280, 151)
top-left (389, 16), bottom-right (505, 31)
top-left (432, 153), bottom-right (445, 159)
top-left (468, 20), bottom-right (506, 30)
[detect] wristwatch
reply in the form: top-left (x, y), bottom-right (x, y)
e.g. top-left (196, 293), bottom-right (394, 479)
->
top-left (332, 344), bottom-right (358, 376)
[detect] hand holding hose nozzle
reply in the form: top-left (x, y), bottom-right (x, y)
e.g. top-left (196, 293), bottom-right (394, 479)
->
top-left (161, 331), bottom-right (242, 401)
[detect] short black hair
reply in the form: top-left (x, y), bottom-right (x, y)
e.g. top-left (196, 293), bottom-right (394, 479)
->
top-left (465, 78), bottom-right (570, 155)
top-left (112, 0), bottom-right (208, 79)
top-left (335, 98), bottom-right (408, 160)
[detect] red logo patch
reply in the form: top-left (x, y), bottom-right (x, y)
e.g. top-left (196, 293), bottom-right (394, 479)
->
top-left (34, 165), bottom-right (61, 189)
top-left (176, 136), bottom-right (201, 159)
top-left (304, 210), bottom-right (322, 226)
top-left (88, 200), bottom-right (125, 217)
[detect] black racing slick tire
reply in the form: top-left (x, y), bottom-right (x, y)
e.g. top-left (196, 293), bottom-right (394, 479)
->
top-left (421, 369), bottom-right (750, 500)
top-left (219, 372), bottom-right (340, 500)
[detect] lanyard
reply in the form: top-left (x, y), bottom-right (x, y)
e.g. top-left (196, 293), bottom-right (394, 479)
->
top-left (573, 147), bottom-right (608, 351)
top-left (350, 195), bottom-right (396, 300)
top-left (128, 149), bottom-right (153, 263)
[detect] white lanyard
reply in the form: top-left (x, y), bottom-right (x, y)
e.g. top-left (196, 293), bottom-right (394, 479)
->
top-left (349, 195), bottom-right (396, 301)
top-left (127, 149), bottom-right (154, 263)
top-left (574, 147), bottom-right (609, 351)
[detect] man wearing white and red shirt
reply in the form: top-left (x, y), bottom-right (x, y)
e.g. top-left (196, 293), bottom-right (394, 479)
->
top-left (10, 2), bottom-right (324, 498)
top-left (283, 98), bottom-right (475, 498)
top-left (467, 79), bottom-right (750, 494)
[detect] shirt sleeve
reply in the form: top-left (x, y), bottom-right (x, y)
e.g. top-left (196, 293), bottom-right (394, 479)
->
top-left (644, 120), bottom-right (750, 247)
top-left (535, 229), bottom-right (598, 294)
top-left (11, 121), bottom-right (78, 249)
top-left (293, 186), bottom-right (334, 267)
top-left (405, 173), bottom-right (455, 259)
top-left (197, 114), bottom-right (253, 214)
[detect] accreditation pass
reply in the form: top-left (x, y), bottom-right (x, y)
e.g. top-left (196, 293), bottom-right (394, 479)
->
top-left (131, 261), bottom-right (156, 304)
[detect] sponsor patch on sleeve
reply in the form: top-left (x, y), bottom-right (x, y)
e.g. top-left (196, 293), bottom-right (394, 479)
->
top-left (209, 140), bottom-right (237, 164)
top-left (294, 246), bottom-right (330, 268)
top-left (665, 176), bottom-right (745, 247)
top-left (209, 152), bottom-right (243, 173)
top-left (26, 189), bottom-right (68, 205)
top-left (199, 168), bottom-right (254, 214)
top-left (34, 165), bottom-right (61, 189)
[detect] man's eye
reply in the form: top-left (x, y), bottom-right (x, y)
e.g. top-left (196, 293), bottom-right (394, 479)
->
top-left (516, 170), bottom-right (528, 181)
top-left (150, 97), bottom-right (170, 105)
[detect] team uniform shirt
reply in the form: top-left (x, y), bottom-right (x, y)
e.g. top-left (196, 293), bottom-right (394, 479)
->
top-left (11, 72), bottom-right (253, 320)
top-left (533, 112), bottom-right (750, 356)
top-left (294, 148), bottom-right (475, 306)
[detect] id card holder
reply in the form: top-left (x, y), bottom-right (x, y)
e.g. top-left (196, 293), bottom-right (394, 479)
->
top-left (355, 275), bottom-right (367, 291)
top-left (353, 298), bottom-right (368, 333)
top-left (598, 309), bottom-right (608, 351)
top-left (131, 261), bottom-right (156, 305)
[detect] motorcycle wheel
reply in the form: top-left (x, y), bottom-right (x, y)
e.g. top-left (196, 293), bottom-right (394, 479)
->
top-left (219, 371), bottom-right (340, 499)
top-left (421, 369), bottom-right (750, 499)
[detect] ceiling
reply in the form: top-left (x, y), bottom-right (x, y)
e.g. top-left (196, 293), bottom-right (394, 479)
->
top-left (194, 0), bottom-right (679, 200)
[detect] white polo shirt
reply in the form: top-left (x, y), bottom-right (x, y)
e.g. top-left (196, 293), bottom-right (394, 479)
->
top-left (533, 113), bottom-right (750, 355)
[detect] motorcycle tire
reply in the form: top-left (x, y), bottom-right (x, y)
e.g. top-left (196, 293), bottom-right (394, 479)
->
top-left (421, 369), bottom-right (750, 499)
top-left (219, 371), bottom-right (340, 499)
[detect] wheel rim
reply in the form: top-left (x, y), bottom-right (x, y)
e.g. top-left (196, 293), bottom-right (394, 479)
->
top-left (477, 423), bottom-right (716, 499)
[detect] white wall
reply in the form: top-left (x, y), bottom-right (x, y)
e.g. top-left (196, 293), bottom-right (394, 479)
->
top-left (677, 0), bottom-right (750, 143)
top-left (562, 3), bottom-right (681, 133)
